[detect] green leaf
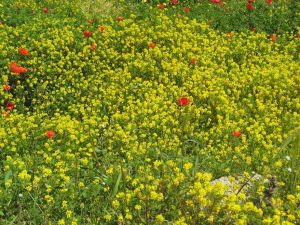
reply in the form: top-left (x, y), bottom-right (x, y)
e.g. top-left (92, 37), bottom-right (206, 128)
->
top-left (112, 171), bottom-right (122, 196)
top-left (8, 216), bottom-right (17, 225)
top-left (4, 170), bottom-right (12, 184)
top-left (193, 155), bottom-right (199, 179)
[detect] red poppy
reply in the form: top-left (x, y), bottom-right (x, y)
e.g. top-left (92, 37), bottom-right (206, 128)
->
top-left (83, 30), bottom-right (92, 37)
top-left (265, 0), bottom-right (272, 4)
top-left (184, 7), bottom-right (190, 13)
top-left (191, 57), bottom-right (197, 65)
top-left (233, 131), bottom-right (241, 137)
top-left (43, 8), bottom-right (49, 13)
top-left (10, 62), bottom-right (27, 74)
top-left (45, 130), bottom-right (55, 139)
top-left (86, 19), bottom-right (93, 24)
top-left (178, 97), bottom-right (190, 106)
top-left (270, 34), bottom-right (276, 42)
top-left (6, 102), bottom-right (14, 110)
top-left (211, 0), bottom-right (220, 3)
top-left (117, 16), bottom-right (123, 22)
top-left (4, 84), bottom-right (11, 91)
top-left (99, 25), bottom-right (105, 32)
top-left (177, 13), bottom-right (182, 17)
top-left (149, 42), bottom-right (155, 48)
top-left (158, 4), bottom-right (165, 9)
top-left (90, 44), bottom-right (96, 50)
top-left (10, 62), bottom-right (18, 71)
top-left (19, 67), bottom-right (27, 73)
top-left (19, 47), bottom-right (29, 56)
top-left (171, 0), bottom-right (178, 5)
top-left (246, 4), bottom-right (254, 10)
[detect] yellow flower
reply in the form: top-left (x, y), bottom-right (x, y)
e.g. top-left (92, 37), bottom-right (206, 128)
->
top-left (66, 210), bottom-right (72, 218)
top-left (104, 214), bottom-right (112, 221)
top-left (42, 168), bottom-right (52, 177)
top-left (183, 162), bottom-right (193, 172)
top-left (44, 195), bottom-right (53, 203)
top-left (62, 201), bottom-right (68, 209)
top-left (155, 214), bottom-right (165, 224)
top-left (71, 220), bottom-right (78, 225)
top-left (78, 182), bottom-right (85, 188)
top-left (25, 185), bottom-right (32, 192)
top-left (125, 213), bottom-right (133, 220)
top-left (57, 219), bottom-right (65, 225)
top-left (112, 200), bottom-right (120, 209)
top-left (134, 204), bottom-right (142, 211)
top-left (5, 179), bottom-right (12, 188)
top-left (18, 170), bottom-right (31, 181)
top-left (274, 160), bottom-right (283, 168)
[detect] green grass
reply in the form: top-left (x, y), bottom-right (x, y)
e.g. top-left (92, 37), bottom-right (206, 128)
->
top-left (124, 0), bottom-right (300, 34)
top-left (79, 0), bottom-right (132, 18)
top-left (0, 0), bottom-right (299, 224)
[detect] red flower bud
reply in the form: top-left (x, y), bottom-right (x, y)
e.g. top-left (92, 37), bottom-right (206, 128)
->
top-left (4, 84), bottom-right (11, 91)
top-left (83, 30), bottom-right (92, 37)
top-left (171, 0), bottom-right (178, 5)
top-left (19, 47), bottom-right (29, 56)
top-left (99, 25), bottom-right (105, 32)
top-left (265, 0), bottom-right (272, 4)
top-left (6, 102), bottom-right (14, 110)
top-left (271, 34), bottom-right (276, 42)
top-left (10, 62), bottom-right (27, 74)
top-left (233, 131), bottom-right (241, 137)
top-left (45, 130), bottom-right (55, 139)
top-left (158, 4), bottom-right (165, 9)
top-left (184, 7), bottom-right (190, 13)
top-left (178, 97), bottom-right (190, 106)
top-left (149, 42), bottom-right (155, 48)
top-left (90, 45), bottom-right (96, 50)
top-left (191, 57), bottom-right (197, 65)
top-left (246, 4), bottom-right (254, 10)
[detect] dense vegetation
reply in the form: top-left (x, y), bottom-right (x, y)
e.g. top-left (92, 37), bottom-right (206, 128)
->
top-left (0, 0), bottom-right (299, 224)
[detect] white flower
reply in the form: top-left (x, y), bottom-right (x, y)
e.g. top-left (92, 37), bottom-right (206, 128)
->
top-left (287, 167), bottom-right (292, 173)
top-left (285, 155), bottom-right (291, 161)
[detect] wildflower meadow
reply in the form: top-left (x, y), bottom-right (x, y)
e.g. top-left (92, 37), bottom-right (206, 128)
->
top-left (0, 0), bottom-right (299, 224)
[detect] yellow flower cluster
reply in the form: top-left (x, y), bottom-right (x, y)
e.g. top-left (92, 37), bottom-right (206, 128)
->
top-left (0, 5), bottom-right (299, 224)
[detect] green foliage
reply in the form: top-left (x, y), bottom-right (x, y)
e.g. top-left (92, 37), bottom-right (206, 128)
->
top-left (0, 0), bottom-right (299, 224)
top-left (129, 0), bottom-right (300, 34)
